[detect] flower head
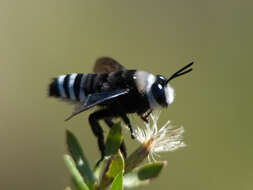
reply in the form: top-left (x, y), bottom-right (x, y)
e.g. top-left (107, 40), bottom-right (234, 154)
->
top-left (133, 111), bottom-right (186, 161)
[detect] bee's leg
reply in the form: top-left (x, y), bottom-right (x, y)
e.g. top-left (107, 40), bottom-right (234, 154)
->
top-left (121, 114), bottom-right (135, 139)
top-left (141, 110), bottom-right (152, 123)
top-left (104, 119), bottom-right (127, 158)
top-left (89, 109), bottom-right (113, 165)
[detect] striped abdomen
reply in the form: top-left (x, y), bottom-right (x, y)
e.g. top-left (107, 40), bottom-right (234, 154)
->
top-left (48, 70), bottom-right (137, 103)
top-left (49, 73), bottom-right (103, 102)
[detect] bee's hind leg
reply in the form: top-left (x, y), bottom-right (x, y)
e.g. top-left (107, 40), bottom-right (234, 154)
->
top-left (104, 118), bottom-right (127, 158)
top-left (89, 109), bottom-right (114, 166)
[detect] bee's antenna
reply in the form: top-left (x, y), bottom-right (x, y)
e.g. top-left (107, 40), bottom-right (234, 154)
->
top-left (166, 62), bottom-right (194, 84)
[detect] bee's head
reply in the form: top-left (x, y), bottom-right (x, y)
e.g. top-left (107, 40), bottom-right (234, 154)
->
top-left (148, 62), bottom-right (194, 109)
top-left (151, 75), bottom-right (174, 107)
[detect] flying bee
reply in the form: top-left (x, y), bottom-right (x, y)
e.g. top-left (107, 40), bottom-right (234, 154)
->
top-left (48, 57), bottom-right (194, 162)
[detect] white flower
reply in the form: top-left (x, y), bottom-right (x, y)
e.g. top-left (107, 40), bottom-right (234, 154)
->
top-left (133, 111), bottom-right (186, 162)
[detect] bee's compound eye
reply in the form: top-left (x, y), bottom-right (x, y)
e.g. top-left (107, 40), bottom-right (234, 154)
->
top-left (151, 82), bottom-right (167, 107)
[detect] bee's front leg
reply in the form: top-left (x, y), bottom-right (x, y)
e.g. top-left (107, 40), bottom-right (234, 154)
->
top-left (121, 114), bottom-right (135, 139)
top-left (140, 110), bottom-right (152, 123)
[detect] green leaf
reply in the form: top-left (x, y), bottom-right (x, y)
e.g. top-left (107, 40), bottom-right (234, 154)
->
top-left (110, 172), bottom-right (123, 190)
top-left (63, 154), bottom-right (90, 190)
top-left (105, 123), bottom-right (123, 157)
top-left (106, 151), bottom-right (125, 178)
top-left (99, 151), bottom-right (125, 189)
top-left (137, 161), bottom-right (165, 180)
top-left (123, 161), bottom-right (166, 188)
top-left (66, 130), bottom-right (95, 189)
top-left (125, 144), bottom-right (149, 173)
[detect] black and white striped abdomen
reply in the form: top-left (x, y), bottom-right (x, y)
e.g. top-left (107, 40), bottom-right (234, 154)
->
top-left (49, 73), bottom-right (102, 102)
top-left (49, 70), bottom-right (137, 103)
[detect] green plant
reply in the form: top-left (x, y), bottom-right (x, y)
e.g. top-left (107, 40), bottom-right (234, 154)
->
top-left (64, 112), bottom-right (185, 190)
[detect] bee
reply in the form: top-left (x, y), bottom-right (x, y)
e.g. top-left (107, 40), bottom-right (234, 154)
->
top-left (48, 57), bottom-right (194, 162)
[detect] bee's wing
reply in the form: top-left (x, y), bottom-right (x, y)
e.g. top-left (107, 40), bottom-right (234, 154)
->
top-left (93, 57), bottom-right (125, 73)
top-left (65, 89), bottom-right (129, 121)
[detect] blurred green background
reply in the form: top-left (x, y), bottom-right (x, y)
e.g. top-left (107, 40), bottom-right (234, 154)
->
top-left (1, 0), bottom-right (252, 189)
